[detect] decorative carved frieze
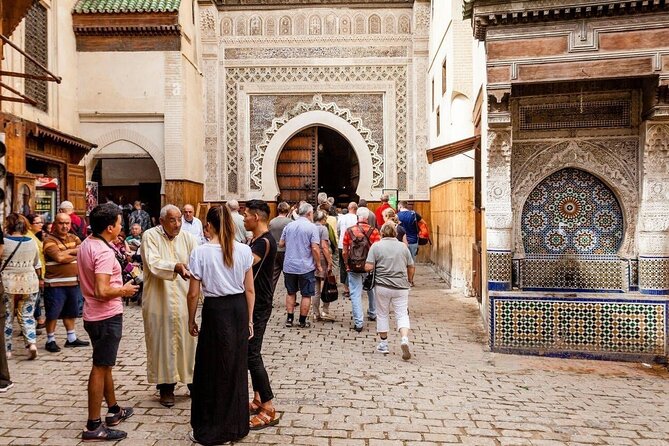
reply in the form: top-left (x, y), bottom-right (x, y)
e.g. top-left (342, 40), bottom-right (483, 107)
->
top-left (486, 129), bottom-right (513, 251)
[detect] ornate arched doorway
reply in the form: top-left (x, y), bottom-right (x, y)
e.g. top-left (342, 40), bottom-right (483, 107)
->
top-left (276, 126), bottom-right (359, 206)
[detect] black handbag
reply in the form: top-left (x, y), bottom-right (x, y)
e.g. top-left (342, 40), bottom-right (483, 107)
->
top-left (321, 274), bottom-right (339, 303)
top-left (363, 268), bottom-right (375, 291)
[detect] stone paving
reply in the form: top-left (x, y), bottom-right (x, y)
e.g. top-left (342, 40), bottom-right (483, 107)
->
top-left (1, 265), bottom-right (668, 445)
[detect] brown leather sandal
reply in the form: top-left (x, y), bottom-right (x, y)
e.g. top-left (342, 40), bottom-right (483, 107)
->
top-left (248, 399), bottom-right (262, 415)
top-left (249, 407), bottom-right (279, 430)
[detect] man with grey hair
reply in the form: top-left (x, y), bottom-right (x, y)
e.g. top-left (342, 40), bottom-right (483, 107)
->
top-left (141, 204), bottom-right (198, 407)
top-left (358, 199), bottom-right (376, 229)
top-left (342, 206), bottom-right (380, 332)
top-left (226, 199), bottom-right (250, 242)
top-left (279, 202), bottom-right (322, 328)
top-left (59, 200), bottom-right (85, 239)
top-left (181, 204), bottom-right (205, 244)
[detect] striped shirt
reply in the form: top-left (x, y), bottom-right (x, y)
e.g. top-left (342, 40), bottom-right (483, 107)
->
top-left (43, 233), bottom-right (81, 287)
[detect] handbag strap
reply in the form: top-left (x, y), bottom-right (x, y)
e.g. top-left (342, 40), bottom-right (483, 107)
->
top-left (252, 235), bottom-right (270, 281)
top-left (0, 240), bottom-right (24, 273)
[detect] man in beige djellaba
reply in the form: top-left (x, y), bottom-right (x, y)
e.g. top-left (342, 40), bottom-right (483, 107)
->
top-left (141, 204), bottom-right (198, 407)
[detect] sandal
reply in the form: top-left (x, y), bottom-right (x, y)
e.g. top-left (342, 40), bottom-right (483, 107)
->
top-left (248, 399), bottom-right (262, 415)
top-left (249, 407), bottom-right (279, 430)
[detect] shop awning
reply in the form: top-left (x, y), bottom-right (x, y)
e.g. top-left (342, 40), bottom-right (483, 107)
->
top-left (426, 135), bottom-right (480, 164)
top-left (30, 123), bottom-right (97, 152)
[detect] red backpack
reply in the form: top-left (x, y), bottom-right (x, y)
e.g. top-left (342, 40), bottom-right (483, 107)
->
top-left (346, 224), bottom-right (375, 273)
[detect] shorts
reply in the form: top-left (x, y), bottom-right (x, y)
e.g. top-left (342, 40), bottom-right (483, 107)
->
top-left (284, 271), bottom-right (316, 297)
top-left (44, 286), bottom-right (82, 320)
top-left (84, 314), bottom-right (123, 367)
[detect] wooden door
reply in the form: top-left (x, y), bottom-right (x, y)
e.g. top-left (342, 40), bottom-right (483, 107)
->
top-left (276, 127), bottom-right (318, 204)
top-left (66, 163), bottom-right (86, 215)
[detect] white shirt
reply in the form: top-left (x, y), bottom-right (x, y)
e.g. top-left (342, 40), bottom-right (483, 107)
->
top-left (181, 216), bottom-right (205, 244)
top-left (337, 213), bottom-right (358, 250)
top-left (189, 242), bottom-right (253, 297)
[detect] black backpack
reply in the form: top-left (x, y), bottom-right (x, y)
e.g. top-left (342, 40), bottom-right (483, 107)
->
top-left (346, 224), bottom-right (375, 273)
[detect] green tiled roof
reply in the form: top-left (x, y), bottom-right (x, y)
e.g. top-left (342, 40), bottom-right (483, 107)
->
top-left (73, 0), bottom-right (181, 14)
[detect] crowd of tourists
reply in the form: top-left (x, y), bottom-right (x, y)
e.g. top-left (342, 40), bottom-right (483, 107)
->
top-left (0, 193), bottom-right (424, 444)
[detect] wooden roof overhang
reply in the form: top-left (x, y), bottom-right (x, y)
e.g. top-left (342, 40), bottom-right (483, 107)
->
top-left (2, 0), bottom-right (33, 37)
top-left (72, 11), bottom-right (181, 51)
top-left (427, 135), bottom-right (480, 164)
top-left (464, 0), bottom-right (669, 40)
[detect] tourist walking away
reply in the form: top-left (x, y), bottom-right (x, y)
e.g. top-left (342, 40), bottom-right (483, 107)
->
top-left (365, 223), bottom-right (415, 360)
top-left (383, 209), bottom-right (408, 245)
top-left (43, 213), bottom-right (89, 353)
top-left (141, 205), bottom-right (198, 407)
top-left (358, 199), bottom-right (376, 229)
top-left (26, 213), bottom-right (46, 332)
top-left (187, 205), bottom-right (255, 445)
top-left (342, 207), bottom-right (380, 332)
top-left (336, 202), bottom-right (358, 297)
top-left (397, 201), bottom-right (422, 259)
top-left (280, 202), bottom-right (322, 328)
top-left (181, 204), bottom-right (206, 244)
top-left (269, 201), bottom-right (291, 293)
top-left (227, 199), bottom-right (250, 242)
top-left (375, 193), bottom-right (393, 228)
top-left (0, 229), bottom-right (12, 393)
top-left (79, 203), bottom-right (139, 441)
top-left (243, 199), bottom-right (280, 430)
top-left (128, 201), bottom-right (152, 233)
top-left (312, 210), bottom-right (335, 322)
top-left (59, 201), bottom-right (86, 240)
top-left (2, 213), bottom-right (41, 360)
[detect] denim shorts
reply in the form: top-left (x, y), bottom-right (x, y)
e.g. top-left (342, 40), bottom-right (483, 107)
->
top-left (84, 314), bottom-right (123, 367)
top-left (44, 286), bottom-right (82, 320)
top-left (284, 270), bottom-right (316, 297)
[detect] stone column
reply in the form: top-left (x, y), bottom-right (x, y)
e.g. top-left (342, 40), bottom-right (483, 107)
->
top-left (638, 121), bottom-right (669, 295)
top-left (486, 127), bottom-right (513, 291)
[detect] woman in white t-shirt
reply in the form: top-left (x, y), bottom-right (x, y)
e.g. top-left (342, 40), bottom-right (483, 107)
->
top-left (187, 205), bottom-right (255, 445)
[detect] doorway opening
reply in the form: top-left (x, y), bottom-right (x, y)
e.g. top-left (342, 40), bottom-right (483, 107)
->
top-left (91, 157), bottom-right (162, 228)
top-left (276, 126), bottom-right (359, 208)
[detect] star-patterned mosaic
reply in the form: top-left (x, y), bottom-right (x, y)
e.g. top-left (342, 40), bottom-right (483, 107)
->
top-left (522, 168), bottom-right (624, 255)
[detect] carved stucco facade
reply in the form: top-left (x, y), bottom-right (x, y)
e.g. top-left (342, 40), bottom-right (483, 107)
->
top-left (199, 1), bottom-right (431, 202)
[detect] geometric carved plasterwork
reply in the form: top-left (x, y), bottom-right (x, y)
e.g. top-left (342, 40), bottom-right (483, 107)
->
top-left (219, 10), bottom-right (411, 38)
top-left (638, 123), bottom-right (669, 256)
top-left (512, 138), bottom-right (639, 258)
top-left (224, 65), bottom-right (408, 195)
top-left (250, 93), bottom-right (383, 190)
top-left (486, 129), bottom-right (513, 251)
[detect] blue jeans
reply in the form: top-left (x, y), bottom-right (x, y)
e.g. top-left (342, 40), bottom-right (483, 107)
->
top-left (347, 272), bottom-right (376, 328)
top-left (408, 243), bottom-right (418, 259)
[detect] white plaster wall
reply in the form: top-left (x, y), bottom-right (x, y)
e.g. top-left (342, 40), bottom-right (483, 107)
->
top-left (2, 0), bottom-right (80, 136)
top-left (429, 150), bottom-right (475, 186)
top-left (77, 52), bottom-right (166, 114)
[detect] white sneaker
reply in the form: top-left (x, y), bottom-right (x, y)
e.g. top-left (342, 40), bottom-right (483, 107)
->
top-left (376, 341), bottom-right (389, 354)
top-left (400, 337), bottom-right (411, 361)
top-left (320, 311), bottom-right (335, 322)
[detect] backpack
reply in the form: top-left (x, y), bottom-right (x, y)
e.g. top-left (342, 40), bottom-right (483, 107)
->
top-left (346, 224), bottom-right (375, 273)
top-left (417, 219), bottom-right (431, 246)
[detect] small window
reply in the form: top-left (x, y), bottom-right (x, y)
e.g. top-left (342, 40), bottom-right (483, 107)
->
top-left (25, 2), bottom-right (48, 112)
top-left (441, 58), bottom-right (447, 96)
top-left (431, 78), bottom-right (435, 110)
top-left (436, 107), bottom-right (441, 137)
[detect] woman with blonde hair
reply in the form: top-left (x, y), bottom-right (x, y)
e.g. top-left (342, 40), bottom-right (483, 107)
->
top-left (2, 213), bottom-right (41, 360)
top-left (382, 208), bottom-right (408, 246)
top-left (187, 205), bottom-right (255, 445)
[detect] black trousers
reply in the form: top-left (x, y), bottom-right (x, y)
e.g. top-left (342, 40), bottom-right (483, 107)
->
top-left (248, 304), bottom-right (273, 403)
top-left (338, 249), bottom-right (348, 286)
top-left (271, 251), bottom-right (285, 295)
top-left (191, 294), bottom-right (249, 445)
top-left (0, 315), bottom-right (10, 387)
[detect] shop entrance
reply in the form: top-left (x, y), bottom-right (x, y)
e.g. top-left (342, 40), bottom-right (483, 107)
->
top-left (276, 126), bottom-right (359, 207)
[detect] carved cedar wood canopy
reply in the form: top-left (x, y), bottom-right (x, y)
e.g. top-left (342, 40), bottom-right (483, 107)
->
top-left (463, 0), bottom-right (669, 40)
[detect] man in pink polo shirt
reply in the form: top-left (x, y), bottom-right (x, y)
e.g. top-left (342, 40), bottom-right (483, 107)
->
top-left (78, 203), bottom-right (139, 442)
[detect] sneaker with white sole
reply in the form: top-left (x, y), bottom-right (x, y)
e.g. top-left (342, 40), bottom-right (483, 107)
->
top-left (0, 382), bottom-right (14, 393)
top-left (82, 424), bottom-right (127, 442)
top-left (105, 406), bottom-right (134, 426)
top-left (376, 341), bottom-right (389, 354)
top-left (400, 337), bottom-right (411, 360)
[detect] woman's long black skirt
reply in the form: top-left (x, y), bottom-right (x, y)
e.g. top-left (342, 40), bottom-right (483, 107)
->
top-left (191, 293), bottom-right (249, 445)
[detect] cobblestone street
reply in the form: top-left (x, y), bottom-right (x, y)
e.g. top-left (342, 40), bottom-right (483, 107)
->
top-left (1, 265), bottom-right (668, 445)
